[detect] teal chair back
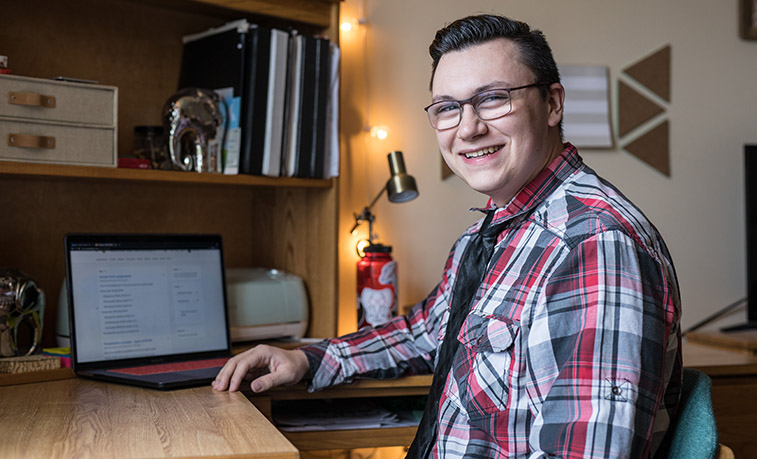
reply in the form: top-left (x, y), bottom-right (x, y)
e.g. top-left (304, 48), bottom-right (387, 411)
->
top-left (664, 368), bottom-right (720, 459)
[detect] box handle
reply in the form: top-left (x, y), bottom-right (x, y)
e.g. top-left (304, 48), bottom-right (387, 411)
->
top-left (8, 133), bottom-right (56, 149)
top-left (8, 91), bottom-right (57, 108)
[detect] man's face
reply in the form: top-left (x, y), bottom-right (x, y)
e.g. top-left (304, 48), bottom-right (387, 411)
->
top-left (431, 38), bottom-right (564, 206)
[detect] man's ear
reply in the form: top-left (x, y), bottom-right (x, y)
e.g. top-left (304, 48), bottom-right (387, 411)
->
top-left (547, 83), bottom-right (565, 128)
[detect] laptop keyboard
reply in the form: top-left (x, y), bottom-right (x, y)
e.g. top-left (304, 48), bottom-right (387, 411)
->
top-left (110, 358), bottom-right (229, 376)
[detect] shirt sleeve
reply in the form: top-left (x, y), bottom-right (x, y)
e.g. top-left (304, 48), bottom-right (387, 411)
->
top-left (299, 278), bottom-right (450, 392)
top-left (525, 230), bottom-right (681, 458)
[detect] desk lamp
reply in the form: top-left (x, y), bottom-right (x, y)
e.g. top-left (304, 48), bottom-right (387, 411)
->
top-left (349, 150), bottom-right (419, 247)
top-left (350, 151), bottom-right (418, 328)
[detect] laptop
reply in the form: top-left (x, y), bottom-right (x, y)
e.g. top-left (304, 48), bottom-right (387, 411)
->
top-left (64, 233), bottom-right (232, 390)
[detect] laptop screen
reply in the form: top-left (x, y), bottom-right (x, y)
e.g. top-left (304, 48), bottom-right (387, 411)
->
top-left (66, 234), bottom-right (230, 366)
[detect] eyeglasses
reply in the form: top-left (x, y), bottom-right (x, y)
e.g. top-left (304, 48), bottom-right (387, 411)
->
top-left (424, 83), bottom-right (549, 130)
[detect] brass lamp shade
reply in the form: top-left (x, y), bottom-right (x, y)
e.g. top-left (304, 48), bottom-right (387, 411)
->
top-left (386, 151), bottom-right (418, 203)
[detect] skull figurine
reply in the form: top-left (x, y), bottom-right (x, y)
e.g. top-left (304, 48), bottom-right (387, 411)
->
top-left (162, 87), bottom-right (226, 173)
top-left (0, 268), bottom-right (45, 357)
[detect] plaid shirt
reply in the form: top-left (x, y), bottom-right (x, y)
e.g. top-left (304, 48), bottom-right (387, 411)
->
top-left (302, 144), bottom-right (681, 458)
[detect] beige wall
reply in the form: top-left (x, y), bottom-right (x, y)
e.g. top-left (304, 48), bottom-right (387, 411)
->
top-left (337, 0), bottom-right (757, 336)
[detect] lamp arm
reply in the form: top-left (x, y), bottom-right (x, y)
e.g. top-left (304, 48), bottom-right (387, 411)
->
top-left (367, 182), bottom-right (389, 210)
top-left (362, 184), bottom-right (390, 244)
top-left (349, 183), bottom-right (387, 234)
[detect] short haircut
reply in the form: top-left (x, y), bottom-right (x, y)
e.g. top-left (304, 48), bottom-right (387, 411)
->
top-left (428, 14), bottom-right (561, 99)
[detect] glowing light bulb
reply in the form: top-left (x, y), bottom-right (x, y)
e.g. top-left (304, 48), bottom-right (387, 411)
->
top-left (341, 18), bottom-right (359, 32)
top-left (369, 125), bottom-right (390, 140)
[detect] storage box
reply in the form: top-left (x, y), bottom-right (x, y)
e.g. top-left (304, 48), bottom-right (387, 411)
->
top-left (0, 74), bottom-right (117, 167)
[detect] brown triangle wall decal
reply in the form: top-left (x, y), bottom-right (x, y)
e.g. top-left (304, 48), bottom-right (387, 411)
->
top-left (623, 120), bottom-right (670, 176)
top-left (623, 45), bottom-right (671, 102)
top-left (618, 80), bottom-right (666, 137)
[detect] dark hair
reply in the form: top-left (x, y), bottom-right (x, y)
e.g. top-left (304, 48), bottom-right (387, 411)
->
top-left (428, 14), bottom-right (561, 100)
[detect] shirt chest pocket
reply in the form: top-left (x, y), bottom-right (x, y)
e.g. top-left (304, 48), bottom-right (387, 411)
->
top-left (454, 313), bottom-right (519, 419)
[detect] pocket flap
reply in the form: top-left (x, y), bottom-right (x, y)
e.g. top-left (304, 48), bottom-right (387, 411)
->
top-left (457, 312), bottom-right (518, 352)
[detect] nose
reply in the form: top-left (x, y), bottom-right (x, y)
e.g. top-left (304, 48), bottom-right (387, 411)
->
top-left (456, 103), bottom-right (486, 140)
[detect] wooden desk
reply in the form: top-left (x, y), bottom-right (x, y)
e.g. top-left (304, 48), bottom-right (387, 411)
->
top-left (8, 337), bottom-right (751, 456)
top-left (0, 378), bottom-right (298, 458)
top-left (684, 333), bottom-right (757, 459)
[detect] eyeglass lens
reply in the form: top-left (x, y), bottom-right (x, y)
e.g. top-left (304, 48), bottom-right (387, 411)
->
top-left (427, 89), bottom-right (513, 130)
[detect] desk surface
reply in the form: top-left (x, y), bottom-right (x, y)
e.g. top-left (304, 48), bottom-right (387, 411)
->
top-left (684, 331), bottom-right (757, 376)
top-left (0, 378), bottom-right (298, 459)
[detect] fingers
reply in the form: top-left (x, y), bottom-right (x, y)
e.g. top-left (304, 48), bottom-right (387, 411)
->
top-left (227, 358), bottom-right (252, 392)
top-left (212, 346), bottom-right (269, 392)
top-left (251, 372), bottom-right (278, 393)
top-left (212, 346), bottom-right (310, 393)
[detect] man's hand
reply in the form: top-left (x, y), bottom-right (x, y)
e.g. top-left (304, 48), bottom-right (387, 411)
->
top-left (212, 345), bottom-right (310, 393)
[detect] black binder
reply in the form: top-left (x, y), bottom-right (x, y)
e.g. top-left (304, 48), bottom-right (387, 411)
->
top-left (309, 37), bottom-right (331, 179)
top-left (293, 34), bottom-right (318, 178)
top-left (239, 24), bottom-right (272, 175)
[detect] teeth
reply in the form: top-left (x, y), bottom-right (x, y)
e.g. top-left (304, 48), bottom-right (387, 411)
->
top-left (464, 145), bottom-right (500, 159)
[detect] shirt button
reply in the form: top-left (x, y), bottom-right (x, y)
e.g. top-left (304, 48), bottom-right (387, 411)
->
top-left (612, 386), bottom-right (622, 396)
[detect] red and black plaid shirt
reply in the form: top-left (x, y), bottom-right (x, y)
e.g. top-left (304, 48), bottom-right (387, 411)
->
top-left (302, 143), bottom-right (681, 458)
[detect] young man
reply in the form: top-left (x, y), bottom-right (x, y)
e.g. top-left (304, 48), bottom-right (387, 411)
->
top-left (213, 14), bottom-right (681, 458)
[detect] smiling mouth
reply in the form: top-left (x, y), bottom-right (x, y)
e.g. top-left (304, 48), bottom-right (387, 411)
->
top-left (463, 145), bottom-right (502, 159)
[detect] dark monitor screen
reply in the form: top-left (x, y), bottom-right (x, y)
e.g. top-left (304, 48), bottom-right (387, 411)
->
top-left (745, 144), bottom-right (757, 325)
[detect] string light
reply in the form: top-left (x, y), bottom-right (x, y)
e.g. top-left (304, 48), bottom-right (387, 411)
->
top-left (369, 125), bottom-right (390, 140)
top-left (339, 18), bottom-right (368, 33)
top-left (340, 17), bottom-right (366, 33)
top-left (340, 18), bottom-right (358, 32)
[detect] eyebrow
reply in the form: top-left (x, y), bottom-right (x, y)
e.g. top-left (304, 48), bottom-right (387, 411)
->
top-left (431, 81), bottom-right (512, 103)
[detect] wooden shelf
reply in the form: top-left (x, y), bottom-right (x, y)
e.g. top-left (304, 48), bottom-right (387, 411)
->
top-left (191, 0), bottom-right (337, 28)
top-left (0, 160), bottom-right (334, 188)
top-left (263, 374), bottom-right (433, 400)
top-left (244, 375), bottom-right (430, 450)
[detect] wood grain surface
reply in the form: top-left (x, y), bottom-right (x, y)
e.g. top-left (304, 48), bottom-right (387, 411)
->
top-left (0, 378), bottom-right (298, 458)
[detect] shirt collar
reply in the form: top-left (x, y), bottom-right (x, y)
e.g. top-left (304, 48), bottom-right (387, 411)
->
top-left (469, 143), bottom-right (583, 228)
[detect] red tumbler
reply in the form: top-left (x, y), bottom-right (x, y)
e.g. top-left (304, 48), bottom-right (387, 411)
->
top-left (357, 244), bottom-right (397, 328)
